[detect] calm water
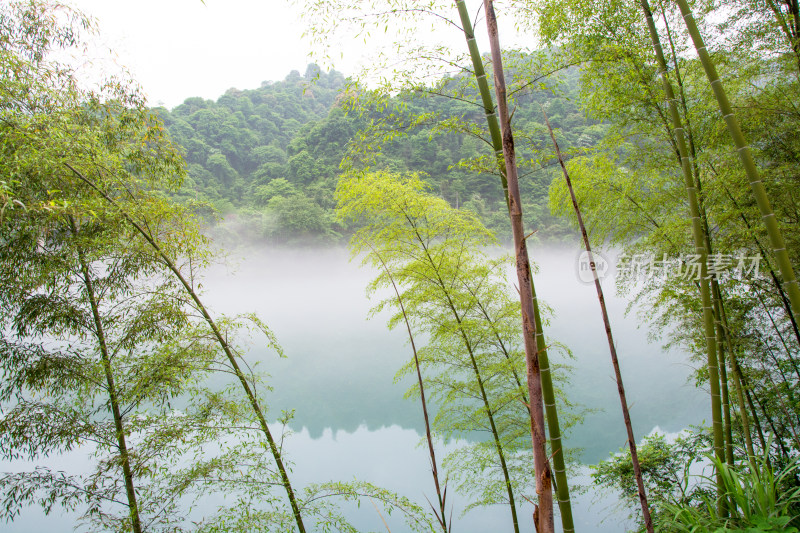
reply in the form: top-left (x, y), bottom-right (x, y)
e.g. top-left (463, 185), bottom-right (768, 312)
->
top-left (4, 245), bottom-right (707, 532)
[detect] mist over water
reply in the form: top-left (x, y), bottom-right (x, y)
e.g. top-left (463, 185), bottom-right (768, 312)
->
top-left (202, 244), bottom-right (706, 461)
top-left (197, 243), bottom-right (706, 531)
top-left (3, 244), bottom-right (707, 532)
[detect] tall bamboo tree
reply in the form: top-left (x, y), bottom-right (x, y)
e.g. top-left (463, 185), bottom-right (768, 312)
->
top-left (482, 2), bottom-right (555, 530)
top-left (673, 0), bottom-right (800, 326)
top-left (338, 170), bottom-right (536, 532)
top-left (454, 2), bottom-right (575, 530)
top-left (69, 166), bottom-right (307, 533)
top-left (0, 4), bottom-right (218, 527)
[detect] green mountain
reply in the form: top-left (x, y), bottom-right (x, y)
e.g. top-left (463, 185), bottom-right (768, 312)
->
top-left (157, 63), bottom-right (602, 244)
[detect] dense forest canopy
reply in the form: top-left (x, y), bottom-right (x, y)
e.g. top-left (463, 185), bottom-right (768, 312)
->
top-left (2, 0), bottom-right (800, 532)
top-left (155, 61), bottom-right (596, 244)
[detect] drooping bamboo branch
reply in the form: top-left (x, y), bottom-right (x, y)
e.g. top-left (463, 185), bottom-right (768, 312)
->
top-left (66, 164), bottom-right (307, 533)
top-left (462, 280), bottom-right (531, 414)
top-left (638, 0), bottom-right (726, 512)
top-left (673, 0), bottom-right (800, 327)
top-left (482, 2), bottom-right (554, 531)
top-left (366, 243), bottom-right (449, 533)
top-left (542, 108), bottom-right (654, 533)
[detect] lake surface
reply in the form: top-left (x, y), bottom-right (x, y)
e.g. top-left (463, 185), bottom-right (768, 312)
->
top-left (4, 245), bottom-right (708, 532)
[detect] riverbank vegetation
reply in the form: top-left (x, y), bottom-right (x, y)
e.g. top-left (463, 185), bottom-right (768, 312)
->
top-left (2, 0), bottom-right (800, 531)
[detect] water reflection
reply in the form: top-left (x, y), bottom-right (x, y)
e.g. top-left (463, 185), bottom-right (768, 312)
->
top-left (3, 245), bottom-right (707, 531)
top-left (204, 245), bottom-right (707, 463)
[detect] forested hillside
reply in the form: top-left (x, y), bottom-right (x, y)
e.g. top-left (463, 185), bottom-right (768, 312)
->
top-left (5, 0), bottom-right (800, 532)
top-left (156, 62), bottom-right (600, 243)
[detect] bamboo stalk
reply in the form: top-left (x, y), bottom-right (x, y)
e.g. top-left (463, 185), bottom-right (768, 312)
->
top-left (673, 0), bottom-right (800, 327)
top-left (741, 374), bottom-right (770, 458)
top-left (638, 0), bottom-right (726, 512)
top-left (714, 285), bottom-right (757, 467)
top-left (454, 0), bottom-right (506, 204)
top-left (454, 2), bottom-right (575, 530)
top-left (71, 218), bottom-right (143, 533)
top-left (541, 108), bottom-right (654, 532)
top-left (482, 2), bottom-right (554, 531)
top-left (715, 314), bottom-right (735, 468)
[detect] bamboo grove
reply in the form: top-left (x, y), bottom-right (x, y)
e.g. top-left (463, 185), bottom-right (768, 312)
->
top-left (2, 0), bottom-right (800, 531)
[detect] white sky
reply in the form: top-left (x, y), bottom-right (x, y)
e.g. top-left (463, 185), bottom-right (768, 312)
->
top-left (64, 0), bottom-right (531, 109)
top-left (64, 0), bottom-right (324, 108)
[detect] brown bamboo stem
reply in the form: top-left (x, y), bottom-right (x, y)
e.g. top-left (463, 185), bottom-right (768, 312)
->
top-left (542, 108), bottom-right (654, 532)
top-left (482, 3), bottom-right (554, 531)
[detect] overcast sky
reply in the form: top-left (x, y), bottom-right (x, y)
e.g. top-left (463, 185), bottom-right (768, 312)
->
top-left (64, 0), bottom-right (530, 109)
top-left (64, 0), bottom-right (338, 108)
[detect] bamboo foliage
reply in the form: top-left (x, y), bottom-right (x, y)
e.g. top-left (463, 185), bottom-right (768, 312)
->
top-left (0, 176), bottom-right (217, 530)
top-left (672, 0), bottom-right (800, 327)
top-left (68, 167), bottom-right (307, 533)
top-left (295, 4), bottom-right (578, 525)
top-left (0, 6), bottom-right (220, 526)
top-left (338, 170), bottom-right (549, 531)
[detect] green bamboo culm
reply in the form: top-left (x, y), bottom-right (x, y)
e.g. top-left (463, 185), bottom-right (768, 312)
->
top-left (454, 1), bottom-right (576, 531)
top-left (673, 0), bottom-right (800, 326)
top-left (71, 220), bottom-right (143, 533)
top-left (712, 281), bottom-right (758, 469)
top-left (638, 0), bottom-right (726, 514)
top-left (454, 0), bottom-right (507, 204)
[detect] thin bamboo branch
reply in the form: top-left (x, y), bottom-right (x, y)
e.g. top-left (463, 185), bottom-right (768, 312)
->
top-left (367, 242), bottom-right (449, 533)
top-left (411, 226), bottom-right (520, 533)
top-left (541, 107), bottom-right (654, 533)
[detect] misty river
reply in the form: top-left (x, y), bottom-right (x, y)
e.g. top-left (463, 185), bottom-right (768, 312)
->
top-left (6, 245), bottom-right (707, 532)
